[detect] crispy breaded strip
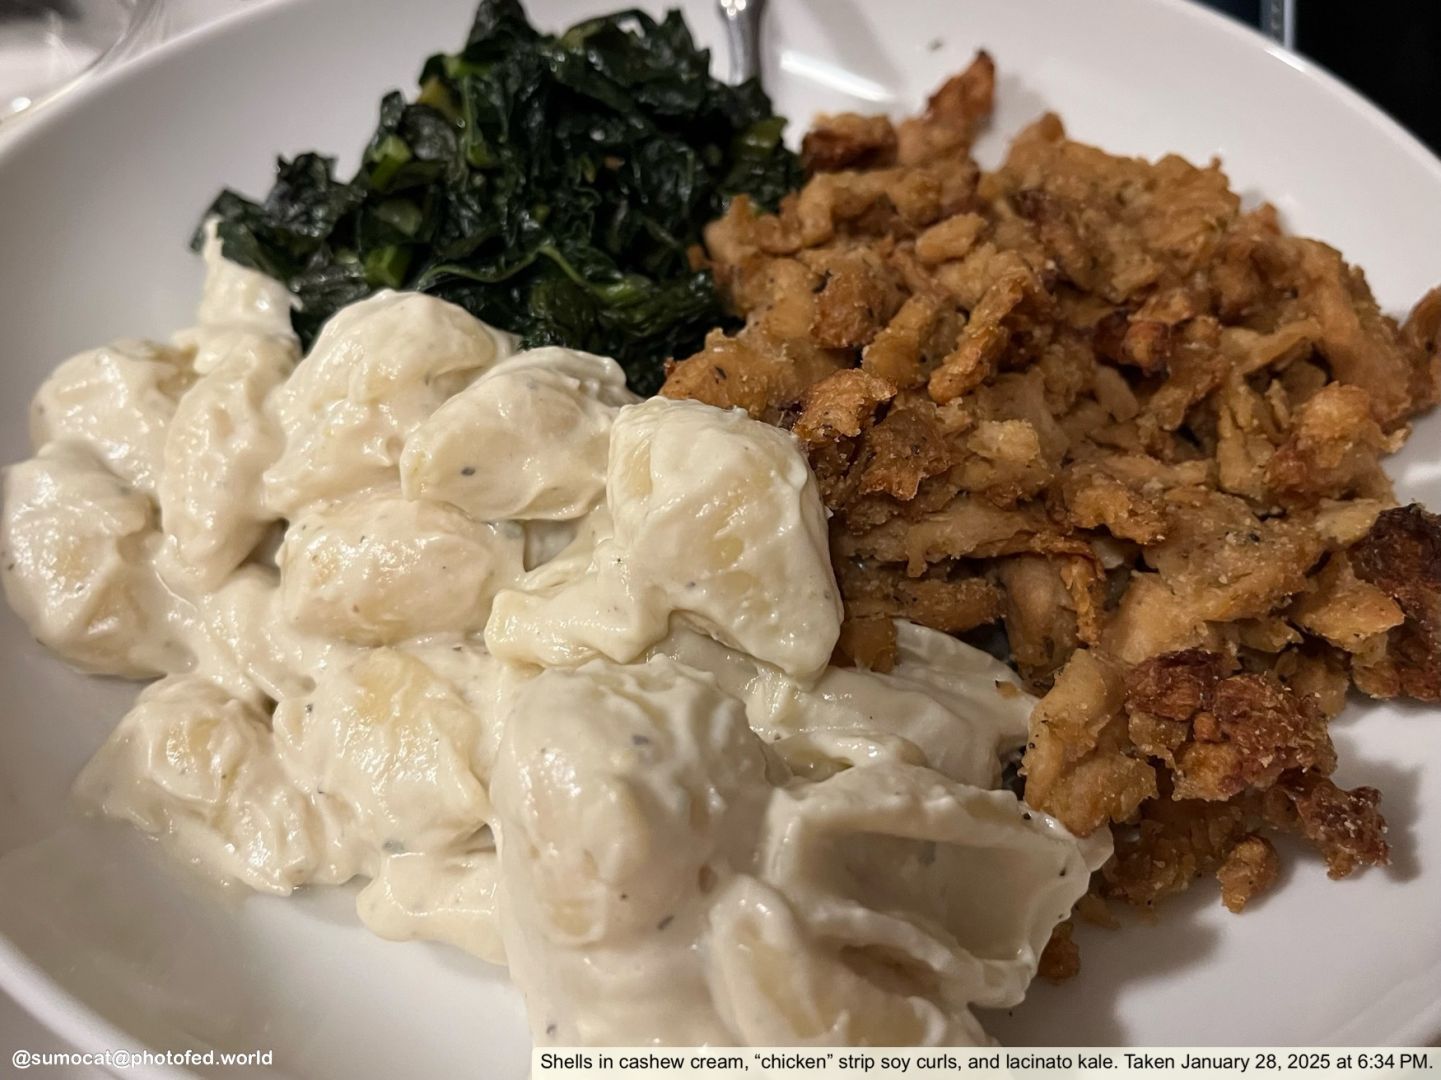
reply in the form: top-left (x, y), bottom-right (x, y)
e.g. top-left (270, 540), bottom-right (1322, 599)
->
top-left (1101, 797), bottom-right (1250, 910)
top-left (802, 113), bottom-right (898, 173)
top-left (1295, 241), bottom-right (1437, 428)
top-left (836, 559), bottom-right (1002, 637)
top-left (1402, 286), bottom-right (1441, 413)
top-left (1037, 921), bottom-right (1081, 983)
top-left (997, 556), bottom-right (1081, 685)
top-left (1261, 775), bottom-right (1390, 879)
top-left (1217, 834), bottom-right (1280, 913)
top-left (896, 51), bottom-right (995, 165)
top-left (832, 614), bottom-right (900, 672)
top-left (838, 497), bottom-right (1088, 574)
top-left (791, 368), bottom-right (896, 444)
top-left (1289, 553), bottom-right (1404, 653)
top-left (660, 328), bottom-right (842, 422)
top-left (1171, 673), bottom-right (1336, 801)
top-left (1022, 649), bottom-right (1158, 835)
top-left (862, 291), bottom-right (951, 388)
top-left (1123, 651), bottom-right (1337, 801)
top-left (1266, 384), bottom-right (1396, 505)
top-left (662, 57), bottom-right (1438, 920)
top-left (1349, 504), bottom-right (1441, 701)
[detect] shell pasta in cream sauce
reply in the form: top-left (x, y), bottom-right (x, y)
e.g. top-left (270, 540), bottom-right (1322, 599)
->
top-left (1, 234), bottom-right (1107, 1046)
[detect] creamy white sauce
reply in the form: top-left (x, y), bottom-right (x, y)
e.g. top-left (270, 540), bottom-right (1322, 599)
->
top-left (0, 235), bottom-right (1108, 1047)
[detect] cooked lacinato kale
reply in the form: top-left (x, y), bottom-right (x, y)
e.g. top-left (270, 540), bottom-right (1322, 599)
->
top-left (195, 0), bottom-right (800, 393)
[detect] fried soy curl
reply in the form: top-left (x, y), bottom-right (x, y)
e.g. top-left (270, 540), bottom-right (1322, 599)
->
top-left (662, 52), bottom-right (1441, 954)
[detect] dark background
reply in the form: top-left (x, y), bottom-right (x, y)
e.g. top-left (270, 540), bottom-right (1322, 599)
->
top-left (1202, 0), bottom-right (1441, 154)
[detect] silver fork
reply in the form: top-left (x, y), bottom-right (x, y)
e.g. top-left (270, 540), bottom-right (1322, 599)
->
top-left (716, 0), bottom-right (766, 86)
top-left (1261, 0), bottom-right (1296, 50)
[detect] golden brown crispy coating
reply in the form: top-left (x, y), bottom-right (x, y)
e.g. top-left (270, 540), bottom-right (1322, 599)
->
top-left (1261, 775), bottom-right (1390, 879)
top-left (1272, 643), bottom-right (1351, 721)
top-left (1288, 553), bottom-right (1404, 654)
top-left (1021, 649), bottom-right (1157, 835)
top-left (1266, 383), bottom-right (1397, 506)
top-left (802, 113), bottom-right (899, 174)
top-left (807, 246), bottom-right (906, 349)
top-left (1138, 317), bottom-right (1227, 435)
top-left (1143, 489), bottom-right (1325, 623)
top-left (1101, 797), bottom-right (1250, 910)
top-left (838, 497), bottom-right (1089, 572)
top-left (1310, 497), bottom-right (1390, 549)
top-left (1036, 716), bottom-right (1160, 839)
top-left (1055, 454), bottom-right (1209, 545)
top-left (1124, 649), bottom-right (1229, 768)
top-left (832, 614), bottom-right (899, 673)
top-left (929, 269), bottom-right (1038, 403)
top-left (660, 327), bottom-right (843, 422)
top-left (1402, 286), bottom-right (1441, 411)
top-left (792, 369), bottom-right (896, 444)
top-left (997, 556), bottom-right (1082, 684)
top-left (861, 291), bottom-right (954, 387)
top-left (1094, 310), bottom-right (1174, 375)
top-left (954, 419), bottom-right (1054, 506)
top-left (999, 118), bottom-right (1240, 304)
top-left (896, 51), bottom-right (995, 165)
top-left (662, 54), bottom-right (1437, 921)
top-left (1038, 921), bottom-right (1082, 983)
top-left (857, 401), bottom-right (956, 501)
top-left (1294, 241), bottom-right (1437, 428)
top-left (1233, 616), bottom-right (1302, 655)
top-left (835, 559), bottom-right (1002, 638)
top-left (1216, 834), bottom-right (1280, 913)
top-left (1348, 504), bottom-right (1441, 701)
top-left (1123, 651), bottom-right (1337, 802)
top-left (1100, 573), bottom-right (1227, 657)
top-left (1171, 673), bottom-right (1336, 801)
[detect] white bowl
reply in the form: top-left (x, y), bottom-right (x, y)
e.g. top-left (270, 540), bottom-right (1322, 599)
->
top-left (1, 0), bottom-right (1438, 1073)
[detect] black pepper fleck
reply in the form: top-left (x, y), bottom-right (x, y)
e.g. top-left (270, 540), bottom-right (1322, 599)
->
top-left (631, 734), bottom-right (652, 746)
top-left (461, 466), bottom-right (476, 477)
top-left (657, 914), bottom-right (674, 931)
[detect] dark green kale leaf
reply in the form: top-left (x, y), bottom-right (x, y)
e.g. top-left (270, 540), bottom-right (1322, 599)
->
top-left (194, 0), bottom-right (801, 394)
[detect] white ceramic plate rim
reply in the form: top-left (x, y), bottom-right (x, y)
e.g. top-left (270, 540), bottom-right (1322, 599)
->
top-left (1, 0), bottom-right (1440, 1065)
